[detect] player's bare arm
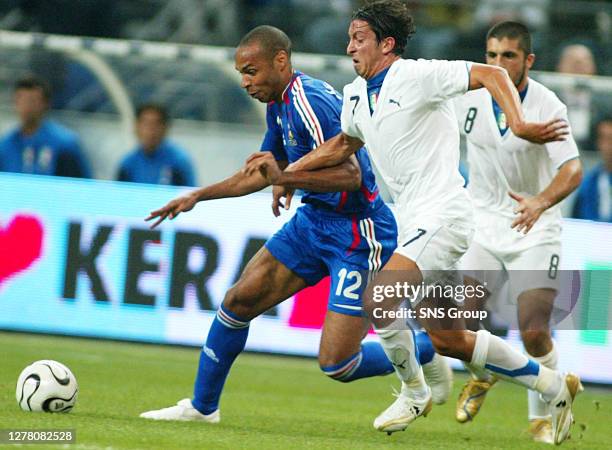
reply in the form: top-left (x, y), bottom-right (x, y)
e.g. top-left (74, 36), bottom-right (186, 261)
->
top-left (244, 150), bottom-right (362, 216)
top-left (468, 64), bottom-right (569, 144)
top-left (245, 132), bottom-right (363, 175)
top-left (245, 151), bottom-right (362, 191)
top-left (145, 161), bottom-right (287, 228)
top-left (510, 158), bottom-right (583, 233)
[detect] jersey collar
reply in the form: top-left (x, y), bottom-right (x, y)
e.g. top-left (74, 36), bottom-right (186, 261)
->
top-left (281, 71), bottom-right (300, 104)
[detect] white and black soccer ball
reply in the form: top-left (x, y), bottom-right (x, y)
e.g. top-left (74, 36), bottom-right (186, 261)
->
top-left (16, 360), bottom-right (78, 412)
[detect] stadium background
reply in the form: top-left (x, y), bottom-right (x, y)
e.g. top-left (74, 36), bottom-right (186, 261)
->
top-left (0, 2), bottom-right (611, 447)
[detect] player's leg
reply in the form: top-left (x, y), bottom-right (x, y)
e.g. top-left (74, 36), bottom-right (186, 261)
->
top-left (317, 208), bottom-right (400, 383)
top-left (141, 212), bottom-right (317, 422)
top-left (417, 330), bottom-right (453, 405)
top-left (317, 205), bottom-right (443, 385)
top-left (190, 246), bottom-right (308, 416)
top-left (318, 311), bottom-right (449, 404)
top-left (427, 317), bottom-right (580, 444)
top-left (453, 275), bottom-right (500, 423)
top-left (518, 287), bottom-right (557, 444)
top-left (509, 242), bottom-right (562, 443)
top-left (368, 222), bottom-right (580, 442)
top-left (140, 246), bottom-right (308, 422)
top-left (318, 310), bottom-right (394, 381)
top-left (363, 252), bottom-right (433, 433)
top-left (455, 241), bottom-right (504, 422)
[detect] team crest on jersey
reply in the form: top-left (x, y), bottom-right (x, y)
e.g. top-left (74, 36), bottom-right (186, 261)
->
top-left (369, 92), bottom-right (378, 111)
top-left (497, 111), bottom-right (507, 130)
top-left (287, 128), bottom-right (297, 146)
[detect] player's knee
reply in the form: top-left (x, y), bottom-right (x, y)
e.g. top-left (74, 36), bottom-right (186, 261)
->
top-left (222, 285), bottom-right (257, 320)
top-left (521, 329), bottom-right (551, 356)
top-left (319, 352), bottom-right (360, 383)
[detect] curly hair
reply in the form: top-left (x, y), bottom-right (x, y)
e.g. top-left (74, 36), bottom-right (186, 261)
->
top-left (352, 0), bottom-right (416, 55)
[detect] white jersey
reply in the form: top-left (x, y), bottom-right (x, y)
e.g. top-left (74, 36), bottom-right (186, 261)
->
top-left (341, 58), bottom-right (472, 222)
top-left (454, 78), bottom-right (579, 230)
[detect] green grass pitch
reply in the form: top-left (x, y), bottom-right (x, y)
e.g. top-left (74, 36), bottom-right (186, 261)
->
top-left (1, 331), bottom-right (610, 449)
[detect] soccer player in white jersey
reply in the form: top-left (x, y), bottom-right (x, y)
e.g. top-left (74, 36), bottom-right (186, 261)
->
top-left (453, 22), bottom-right (583, 444)
top-left (245, 1), bottom-right (581, 444)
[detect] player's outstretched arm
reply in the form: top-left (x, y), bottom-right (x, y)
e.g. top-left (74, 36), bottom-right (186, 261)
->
top-left (468, 64), bottom-right (569, 145)
top-left (510, 158), bottom-right (583, 233)
top-left (145, 163), bottom-right (282, 229)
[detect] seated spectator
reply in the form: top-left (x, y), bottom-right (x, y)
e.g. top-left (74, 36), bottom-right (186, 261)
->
top-left (572, 117), bottom-right (612, 222)
top-left (0, 75), bottom-right (91, 178)
top-left (117, 104), bottom-right (196, 186)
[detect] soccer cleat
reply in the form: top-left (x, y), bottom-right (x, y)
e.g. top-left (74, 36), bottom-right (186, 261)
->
top-left (455, 376), bottom-right (497, 423)
top-left (549, 373), bottom-right (583, 445)
top-left (140, 398), bottom-right (220, 423)
top-left (422, 353), bottom-right (453, 405)
top-left (528, 418), bottom-right (554, 445)
top-left (373, 384), bottom-right (433, 434)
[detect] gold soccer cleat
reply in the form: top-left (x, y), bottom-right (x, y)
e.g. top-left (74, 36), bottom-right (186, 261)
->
top-left (455, 377), bottom-right (497, 423)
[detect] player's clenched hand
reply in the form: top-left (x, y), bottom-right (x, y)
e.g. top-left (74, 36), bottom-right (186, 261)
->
top-left (145, 193), bottom-right (198, 229)
top-left (509, 191), bottom-right (548, 234)
top-left (243, 152), bottom-right (282, 184)
top-left (513, 118), bottom-right (569, 145)
top-left (272, 185), bottom-right (294, 217)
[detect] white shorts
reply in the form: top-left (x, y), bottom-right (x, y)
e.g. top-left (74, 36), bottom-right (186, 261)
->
top-left (460, 221), bottom-right (562, 303)
top-left (395, 220), bottom-right (475, 278)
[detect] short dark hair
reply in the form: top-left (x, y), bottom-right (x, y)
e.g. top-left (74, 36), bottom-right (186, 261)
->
top-left (596, 115), bottom-right (612, 128)
top-left (352, 0), bottom-right (415, 56)
top-left (136, 103), bottom-right (170, 125)
top-left (238, 25), bottom-right (292, 60)
top-left (14, 75), bottom-right (51, 100)
top-left (487, 21), bottom-right (533, 55)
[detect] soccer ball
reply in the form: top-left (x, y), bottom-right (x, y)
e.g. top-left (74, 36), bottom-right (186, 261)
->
top-left (16, 360), bottom-right (78, 412)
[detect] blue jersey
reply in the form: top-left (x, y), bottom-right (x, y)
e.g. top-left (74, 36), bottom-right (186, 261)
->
top-left (117, 139), bottom-right (196, 186)
top-left (0, 119), bottom-right (91, 178)
top-left (572, 164), bottom-right (612, 222)
top-left (260, 71), bottom-right (381, 214)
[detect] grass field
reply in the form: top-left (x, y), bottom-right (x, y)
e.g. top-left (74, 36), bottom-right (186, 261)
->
top-left (1, 331), bottom-right (610, 449)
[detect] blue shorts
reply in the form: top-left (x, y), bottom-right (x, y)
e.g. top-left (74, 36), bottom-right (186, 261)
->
top-left (266, 201), bottom-right (398, 317)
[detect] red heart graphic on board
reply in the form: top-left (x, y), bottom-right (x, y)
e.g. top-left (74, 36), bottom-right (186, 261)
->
top-left (0, 215), bottom-right (44, 285)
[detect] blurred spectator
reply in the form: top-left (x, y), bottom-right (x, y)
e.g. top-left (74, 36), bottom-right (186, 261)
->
top-left (572, 117), bottom-right (612, 222)
top-left (117, 104), bottom-right (196, 186)
top-left (0, 75), bottom-right (91, 178)
top-left (557, 44), bottom-right (597, 75)
top-left (555, 43), bottom-right (611, 151)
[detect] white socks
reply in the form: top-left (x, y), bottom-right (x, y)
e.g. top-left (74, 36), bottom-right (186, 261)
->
top-left (376, 329), bottom-right (429, 401)
top-left (529, 343), bottom-right (559, 416)
top-left (471, 330), bottom-right (563, 402)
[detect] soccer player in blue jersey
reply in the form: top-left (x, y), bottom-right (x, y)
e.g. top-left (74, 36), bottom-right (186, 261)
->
top-left (140, 25), bottom-right (450, 423)
top-left (117, 103), bottom-right (196, 186)
top-left (0, 76), bottom-right (91, 178)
